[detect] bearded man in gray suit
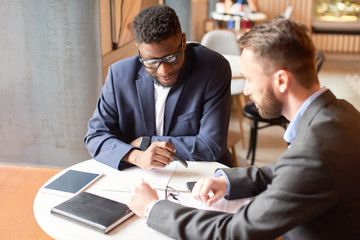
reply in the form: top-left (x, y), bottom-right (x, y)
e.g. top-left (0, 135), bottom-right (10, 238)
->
top-left (127, 19), bottom-right (360, 239)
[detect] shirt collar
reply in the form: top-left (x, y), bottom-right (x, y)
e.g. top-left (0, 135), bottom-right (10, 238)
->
top-left (283, 87), bottom-right (327, 144)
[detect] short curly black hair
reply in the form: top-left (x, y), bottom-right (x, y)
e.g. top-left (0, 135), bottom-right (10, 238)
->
top-left (133, 5), bottom-right (182, 44)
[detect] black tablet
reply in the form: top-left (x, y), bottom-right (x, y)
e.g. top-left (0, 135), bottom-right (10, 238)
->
top-left (40, 169), bottom-right (103, 196)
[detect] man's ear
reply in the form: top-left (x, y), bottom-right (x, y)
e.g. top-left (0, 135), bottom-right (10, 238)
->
top-left (182, 32), bottom-right (187, 51)
top-left (274, 70), bottom-right (290, 94)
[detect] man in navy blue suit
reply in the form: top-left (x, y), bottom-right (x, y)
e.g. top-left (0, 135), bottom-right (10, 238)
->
top-left (84, 5), bottom-right (233, 170)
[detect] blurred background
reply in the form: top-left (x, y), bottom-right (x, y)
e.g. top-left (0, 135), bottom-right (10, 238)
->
top-left (0, 0), bottom-right (359, 168)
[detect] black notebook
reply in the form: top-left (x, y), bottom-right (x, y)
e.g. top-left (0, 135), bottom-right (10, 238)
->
top-left (51, 192), bottom-right (134, 234)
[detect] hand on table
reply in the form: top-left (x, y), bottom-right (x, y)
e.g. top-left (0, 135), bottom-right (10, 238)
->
top-left (127, 179), bottom-right (159, 218)
top-left (191, 176), bottom-right (227, 207)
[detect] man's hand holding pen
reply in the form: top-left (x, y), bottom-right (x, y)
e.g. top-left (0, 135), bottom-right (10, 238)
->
top-left (124, 138), bottom-right (176, 170)
top-left (156, 139), bottom-right (188, 168)
top-left (123, 137), bottom-right (188, 170)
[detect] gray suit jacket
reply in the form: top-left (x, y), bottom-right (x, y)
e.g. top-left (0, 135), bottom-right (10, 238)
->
top-left (148, 90), bottom-right (360, 239)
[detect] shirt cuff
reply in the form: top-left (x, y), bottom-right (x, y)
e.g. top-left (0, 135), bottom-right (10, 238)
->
top-left (145, 200), bottom-right (160, 222)
top-left (214, 169), bottom-right (231, 196)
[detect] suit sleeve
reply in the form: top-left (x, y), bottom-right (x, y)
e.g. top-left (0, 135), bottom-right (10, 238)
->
top-left (84, 65), bottom-right (136, 169)
top-left (147, 144), bottom-right (338, 239)
top-left (222, 164), bottom-right (275, 199)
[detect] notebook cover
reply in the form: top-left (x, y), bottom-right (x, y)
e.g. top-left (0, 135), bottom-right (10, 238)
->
top-left (51, 192), bottom-right (134, 234)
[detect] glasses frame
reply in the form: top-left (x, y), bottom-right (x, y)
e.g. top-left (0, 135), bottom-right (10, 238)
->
top-left (165, 186), bottom-right (180, 204)
top-left (138, 38), bottom-right (183, 69)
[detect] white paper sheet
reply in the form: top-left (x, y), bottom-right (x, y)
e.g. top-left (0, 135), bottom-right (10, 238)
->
top-left (167, 191), bottom-right (251, 213)
top-left (100, 161), bottom-right (178, 192)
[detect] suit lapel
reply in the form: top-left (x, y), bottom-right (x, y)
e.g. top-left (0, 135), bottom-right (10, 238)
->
top-left (136, 69), bottom-right (156, 136)
top-left (163, 83), bottom-right (185, 135)
top-left (298, 89), bottom-right (336, 130)
top-left (163, 52), bottom-right (193, 136)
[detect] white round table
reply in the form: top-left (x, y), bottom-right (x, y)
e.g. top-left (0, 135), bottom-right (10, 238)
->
top-left (34, 159), bottom-right (227, 239)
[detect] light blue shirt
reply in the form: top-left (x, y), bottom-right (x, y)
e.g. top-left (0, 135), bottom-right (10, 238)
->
top-left (217, 87), bottom-right (327, 195)
top-left (283, 87), bottom-right (327, 145)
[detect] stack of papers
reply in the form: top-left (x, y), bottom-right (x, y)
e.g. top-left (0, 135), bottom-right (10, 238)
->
top-left (99, 161), bottom-right (250, 213)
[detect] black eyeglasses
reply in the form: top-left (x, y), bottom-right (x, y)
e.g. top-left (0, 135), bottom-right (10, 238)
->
top-left (138, 39), bottom-right (183, 69)
top-left (165, 186), bottom-right (180, 204)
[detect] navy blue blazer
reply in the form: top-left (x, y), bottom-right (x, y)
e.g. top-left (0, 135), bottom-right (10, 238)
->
top-left (84, 43), bottom-right (233, 169)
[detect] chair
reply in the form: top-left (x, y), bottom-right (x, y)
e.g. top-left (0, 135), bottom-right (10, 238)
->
top-left (242, 51), bottom-right (325, 165)
top-left (227, 130), bottom-right (244, 167)
top-left (242, 103), bottom-right (288, 165)
top-left (201, 30), bottom-right (241, 55)
top-left (315, 51), bottom-right (325, 73)
top-left (201, 30), bottom-right (246, 166)
top-left (276, 6), bottom-right (293, 19)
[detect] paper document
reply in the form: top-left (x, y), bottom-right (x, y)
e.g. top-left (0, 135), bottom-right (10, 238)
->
top-left (169, 191), bottom-right (251, 213)
top-left (100, 161), bottom-right (178, 192)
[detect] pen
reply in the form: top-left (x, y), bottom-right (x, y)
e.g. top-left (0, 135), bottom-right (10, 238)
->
top-left (101, 187), bottom-right (191, 193)
top-left (155, 138), bottom-right (188, 168)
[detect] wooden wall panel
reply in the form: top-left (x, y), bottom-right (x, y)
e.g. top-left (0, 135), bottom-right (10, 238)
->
top-left (257, 0), bottom-right (360, 53)
top-left (191, 0), bottom-right (208, 42)
top-left (100, 0), bottom-right (112, 56)
top-left (257, 0), bottom-right (313, 26)
top-left (100, 0), bottom-right (162, 82)
top-left (312, 34), bottom-right (360, 53)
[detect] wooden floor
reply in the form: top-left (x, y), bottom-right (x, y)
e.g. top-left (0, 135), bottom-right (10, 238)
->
top-left (0, 165), bottom-right (62, 240)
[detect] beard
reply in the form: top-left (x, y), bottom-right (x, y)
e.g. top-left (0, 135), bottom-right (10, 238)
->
top-left (252, 87), bottom-right (283, 119)
top-left (149, 70), bottom-right (180, 88)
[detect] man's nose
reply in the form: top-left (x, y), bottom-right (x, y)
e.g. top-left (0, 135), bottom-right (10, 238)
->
top-left (243, 80), bottom-right (251, 96)
top-left (157, 62), bottom-right (172, 75)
